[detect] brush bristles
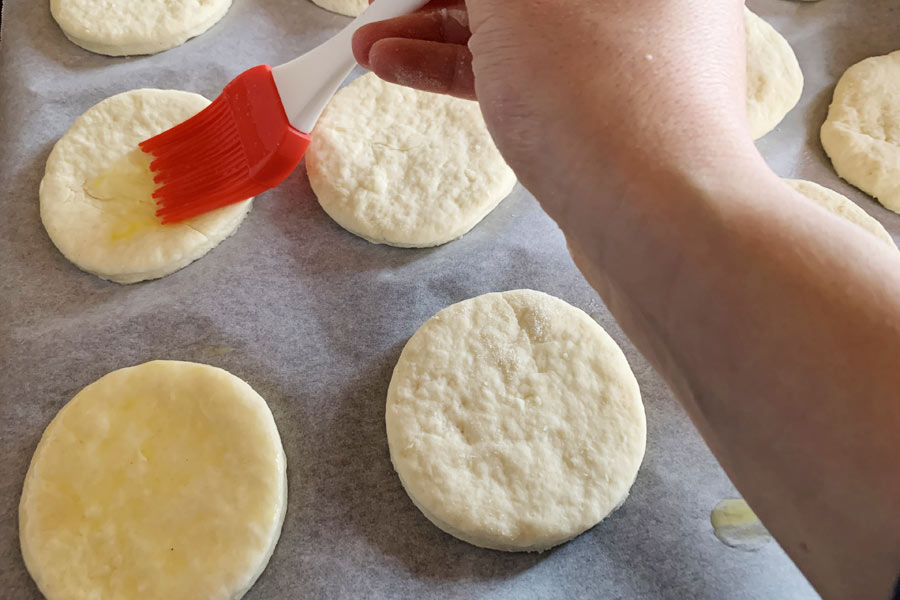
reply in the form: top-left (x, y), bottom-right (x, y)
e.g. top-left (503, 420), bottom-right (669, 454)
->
top-left (140, 96), bottom-right (254, 223)
top-left (138, 65), bottom-right (312, 223)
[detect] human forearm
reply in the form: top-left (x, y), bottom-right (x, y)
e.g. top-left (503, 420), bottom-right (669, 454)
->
top-left (563, 156), bottom-right (900, 599)
top-left (353, 1), bottom-right (900, 594)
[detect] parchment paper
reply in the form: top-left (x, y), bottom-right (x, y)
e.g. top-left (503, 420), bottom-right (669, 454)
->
top-left (1, 1), bottom-right (894, 597)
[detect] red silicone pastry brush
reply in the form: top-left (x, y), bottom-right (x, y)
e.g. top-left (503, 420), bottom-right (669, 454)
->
top-left (140, 0), bottom-right (430, 224)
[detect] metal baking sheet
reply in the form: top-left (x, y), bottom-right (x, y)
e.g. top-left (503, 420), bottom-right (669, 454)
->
top-left (2, 0), bottom-right (894, 597)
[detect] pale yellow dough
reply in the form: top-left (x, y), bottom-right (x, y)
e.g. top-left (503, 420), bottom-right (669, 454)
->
top-left (386, 290), bottom-right (646, 551)
top-left (40, 89), bottom-right (252, 284)
top-left (19, 361), bottom-right (287, 600)
top-left (51, 0), bottom-right (232, 56)
top-left (745, 8), bottom-right (804, 139)
top-left (310, 0), bottom-right (367, 17)
top-left (306, 73), bottom-right (517, 248)
top-left (784, 179), bottom-right (897, 250)
top-left (821, 50), bottom-right (900, 214)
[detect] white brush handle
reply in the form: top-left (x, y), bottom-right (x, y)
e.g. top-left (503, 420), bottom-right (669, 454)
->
top-left (273, 0), bottom-right (432, 133)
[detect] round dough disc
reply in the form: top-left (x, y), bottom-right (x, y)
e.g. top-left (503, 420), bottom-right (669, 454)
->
top-left (51, 0), bottom-right (232, 56)
top-left (310, 0), bottom-right (366, 17)
top-left (386, 290), bottom-right (647, 552)
top-left (40, 89), bottom-right (252, 284)
top-left (821, 50), bottom-right (900, 213)
top-left (784, 179), bottom-right (897, 250)
top-left (306, 73), bottom-right (517, 248)
top-left (745, 8), bottom-right (803, 139)
top-left (19, 360), bottom-right (287, 600)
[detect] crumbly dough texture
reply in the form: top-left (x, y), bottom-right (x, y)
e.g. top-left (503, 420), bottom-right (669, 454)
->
top-left (19, 360), bottom-right (287, 600)
top-left (51, 0), bottom-right (232, 56)
top-left (821, 50), bottom-right (900, 213)
top-left (784, 179), bottom-right (897, 250)
top-left (386, 290), bottom-right (646, 552)
top-left (745, 8), bottom-right (804, 139)
top-left (306, 73), bottom-right (517, 247)
top-left (40, 89), bottom-right (251, 284)
top-left (310, 0), bottom-right (367, 17)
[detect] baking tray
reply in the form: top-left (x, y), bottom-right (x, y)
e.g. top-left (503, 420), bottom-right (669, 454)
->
top-left (3, 0), bottom-right (895, 597)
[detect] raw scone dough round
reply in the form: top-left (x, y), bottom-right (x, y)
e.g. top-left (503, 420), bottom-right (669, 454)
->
top-left (386, 290), bottom-right (646, 552)
top-left (785, 179), bottom-right (897, 250)
top-left (821, 50), bottom-right (900, 213)
top-left (19, 360), bottom-right (287, 600)
top-left (51, 0), bottom-right (232, 56)
top-left (40, 89), bottom-right (252, 284)
top-left (306, 73), bottom-right (517, 247)
top-left (745, 8), bottom-right (804, 139)
top-left (310, 0), bottom-right (366, 17)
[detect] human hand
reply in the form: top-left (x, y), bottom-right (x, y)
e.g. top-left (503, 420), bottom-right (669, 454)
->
top-left (353, 0), bottom-right (762, 235)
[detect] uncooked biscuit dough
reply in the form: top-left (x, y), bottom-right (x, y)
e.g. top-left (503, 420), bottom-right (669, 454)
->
top-left (306, 73), bottom-right (517, 247)
top-left (40, 89), bottom-right (252, 284)
top-left (310, 0), bottom-right (367, 17)
top-left (785, 179), bottom-right (897, 250)
top-left (821, 50), bottom-right (900, 213)
top-left (745, 8), bottom-right (804, 139)
top-left (386, 290), bottom-right (646, 552)
top-left (19, 361), bottom-right (287, 600)
top-left (51, 0), bottom-right (232, 56)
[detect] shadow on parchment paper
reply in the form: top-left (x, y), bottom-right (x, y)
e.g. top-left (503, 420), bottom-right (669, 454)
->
top-left (317, 343), bottom-right (551, 583)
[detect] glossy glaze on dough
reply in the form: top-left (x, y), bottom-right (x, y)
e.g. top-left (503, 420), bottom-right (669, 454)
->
top-left (306, 73), bottom-right (517, 247)
top-left (19, 361), bottom-right (287, 600)
top-left (386, 290), bottom-right (646, 551)
top-left (821, 50), bottom-right (900, 213)
top-left (40, 89), bottom-right (251, 284)
top-left (51, 0), bottom-right (232, 56)
top-left (745, 8), bottom-right (804, 139)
